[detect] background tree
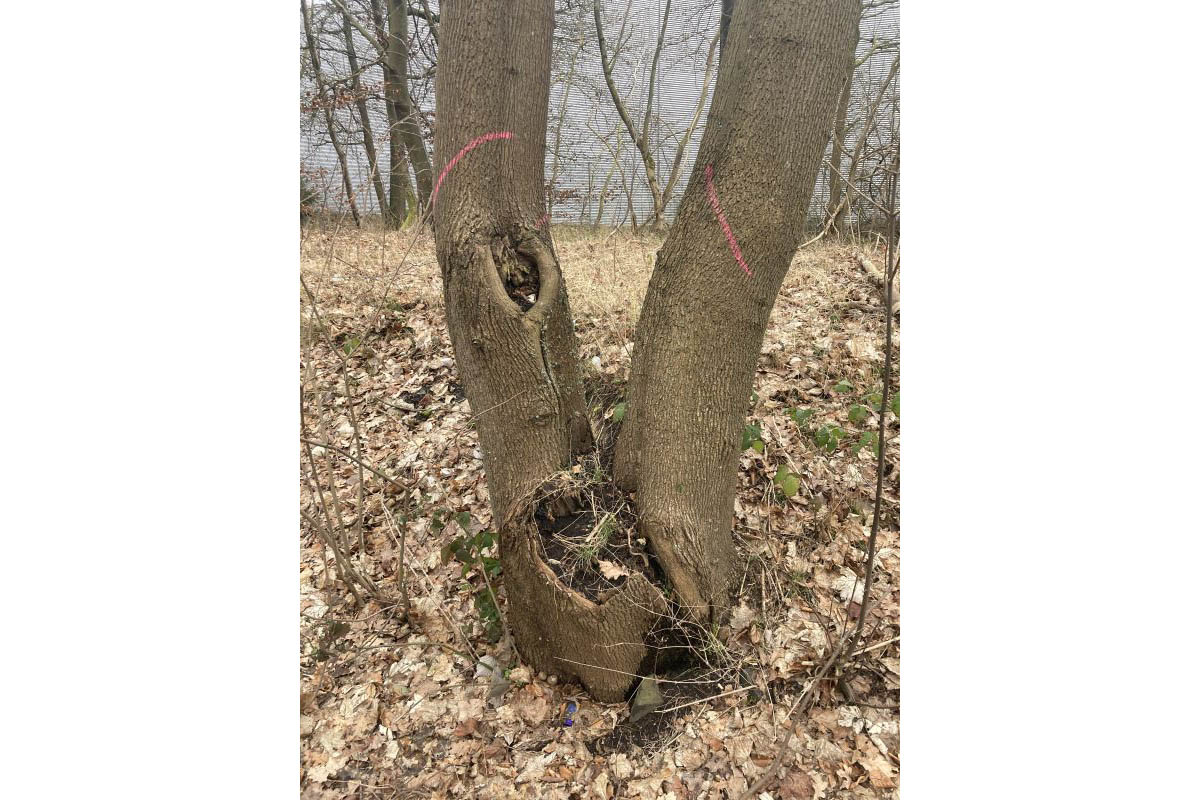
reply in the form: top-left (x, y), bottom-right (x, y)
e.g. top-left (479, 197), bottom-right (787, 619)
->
top-left (435, 0), bottom-right (860, 700)
top-left (593, 0), bottom-right (717, 232)
top-left (301, 0), bottom-right (361, 227)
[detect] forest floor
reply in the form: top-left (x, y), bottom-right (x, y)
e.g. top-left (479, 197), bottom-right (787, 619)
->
top-left (300, 222), bottom-right (900, 800)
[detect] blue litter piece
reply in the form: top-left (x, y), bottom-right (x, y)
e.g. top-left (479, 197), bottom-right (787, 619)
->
top-left (562, 700), bottom-right (577, 727)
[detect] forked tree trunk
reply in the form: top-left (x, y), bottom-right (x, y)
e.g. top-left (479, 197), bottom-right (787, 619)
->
top-left (436, 0), bottom-right (859, 701)
top-left (614, 0), bottom-right (860, 624)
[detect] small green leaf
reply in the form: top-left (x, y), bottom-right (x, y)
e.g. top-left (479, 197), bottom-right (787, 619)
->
top-left (791, 408), bottom-right (814, 426)
top-left (751, 439), bottom-right (764, 454)
top-left (454, 511), bottom-right (472, 532)
top-left (866, 392), bottom-right (883, 411)
top-left (848, 404), bottom-right (868, 424)
top-left (815, 425), bottom-right (845, 453)
top-left (772, 466), bottom-right (800, 498)
top-left (852, 430), bottom-right (878, 456)
top-left (342, 336), bottom-right (361, 355)
top-left (612, 402), bottom-right (627, 423)
top-left (890, 393), bottom-right (899, 418)
top-left (741, 423), bottom-right (762, 451)
top-left (834, 380), bottom-right (853, 393)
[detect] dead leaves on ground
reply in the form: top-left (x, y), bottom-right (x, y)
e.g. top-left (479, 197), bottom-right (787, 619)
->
top-left (299, 227), bottom-right (899, 798)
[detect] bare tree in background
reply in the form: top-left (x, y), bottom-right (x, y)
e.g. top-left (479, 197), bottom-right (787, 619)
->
top-left (341, 7), bottom-right (389, 217)
top-left (593, 0), bottom-right (717, 232)
top-left (302, 0), bottom-right (362, 227)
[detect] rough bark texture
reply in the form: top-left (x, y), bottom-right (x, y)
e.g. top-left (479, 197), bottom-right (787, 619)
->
top-left (436, 0), bottom-right (860, 702)
top-left (388, 0), bottom-right (434, 210)
top-left (614, 0), bottom-right (861, 624)
top-left (435, 0), bottom-right (663, 702)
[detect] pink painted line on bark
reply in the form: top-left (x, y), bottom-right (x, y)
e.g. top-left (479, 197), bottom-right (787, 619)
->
top-left (430, 131), bottom-right (514, 207)
top-left (704, 164), bottom-right (752, 277)
top-left (535, 212), bottom-right (550, 229)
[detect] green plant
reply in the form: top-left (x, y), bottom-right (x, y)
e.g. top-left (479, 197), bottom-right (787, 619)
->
top-left (813, 424), bottom-right (846, 453)
top-left (852, 430), bottom-right (879, 457)
top-left (791, 407), bottom-right (814, 427)
top-left (772, 464), bottom-right (801, 498)
top-left (848, 404), bottom-right (869, 425)
top-left (438, 511), bottom-right (503, 642)
top-left (741, 421), bottom-right (764, 453)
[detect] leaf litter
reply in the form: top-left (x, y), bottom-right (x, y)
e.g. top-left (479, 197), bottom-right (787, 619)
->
top-left (300, 224), bottom-right (900, 798)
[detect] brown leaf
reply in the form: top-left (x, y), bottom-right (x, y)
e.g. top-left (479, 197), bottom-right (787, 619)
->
top-left (453, 717), bottom-right (478, 737)
top-left (778, 770), bottom-right (815, 800)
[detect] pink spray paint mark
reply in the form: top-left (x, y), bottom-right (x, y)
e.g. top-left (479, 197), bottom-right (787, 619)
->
top-left (430, 131), bottom-right (514, 207)
top-left (704, 164), bottom-right (752, 277)
top-left (535, 212), bottom-right (550, 229)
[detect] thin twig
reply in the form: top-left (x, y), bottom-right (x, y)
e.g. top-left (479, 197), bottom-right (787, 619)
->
top-left (848, 150), bottom-right (899, 659)
top-left (300, 438), bottom-right (409, 491)
top-left (736, 637), bottom-right (848, 800)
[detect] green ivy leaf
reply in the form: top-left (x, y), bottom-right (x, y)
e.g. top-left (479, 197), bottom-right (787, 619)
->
top-left (751, 439), bottom-right (764, 454)
top-left (612, 402), bottom-right (627, 423)
top-left (834, 380), bottom-right (853, 393)
top-left (848, 404), bottom-right (868, 424)
top-left (791, 408), bottom-right (814, 427)
top-left (772, 465), bottom-right (800, 498)
top-left (741, 422), bottom-right (763, 451)
top-left (816, 424), bottom-right (845, 453)
top-left (454, 511), bottom-right (472, 532)
top-left (342, 336), bottom-right (361, 355)
top-left (890, 393), bottom-right (900, 418)
top-left (866, 392), bottom-right (883, 412)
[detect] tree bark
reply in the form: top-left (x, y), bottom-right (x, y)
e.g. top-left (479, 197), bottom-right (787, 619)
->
top-left (388, 0), bottom-right (434, 211)
top-left (614, 0), bottom-right (861, 623)
top-left (435, 0), bottom-right (667, 702)
top-left (436, 0), bottom-right (860, 702)
top-left (341, 9), bottom-right (390, 218)
top-left (302, 0), bottom-right (361, 227)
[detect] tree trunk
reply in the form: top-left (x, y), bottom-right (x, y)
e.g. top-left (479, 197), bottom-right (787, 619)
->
top-left (614, 0), bottom-right (861, 623)
top-left (434, 0), bottom-right (664, 702)
top-left (302, 0), bottom-right (361, 227)
top-left (366, 0), bottom-right (412, 227)
top-left (341, 10), bottom-right (389, 219)
top-left (826, 71), bottom-right (853, 232)
top-left (388, 0), bottom-right (434, 211)
top-left (436, 0), bottom-right (859, 702)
